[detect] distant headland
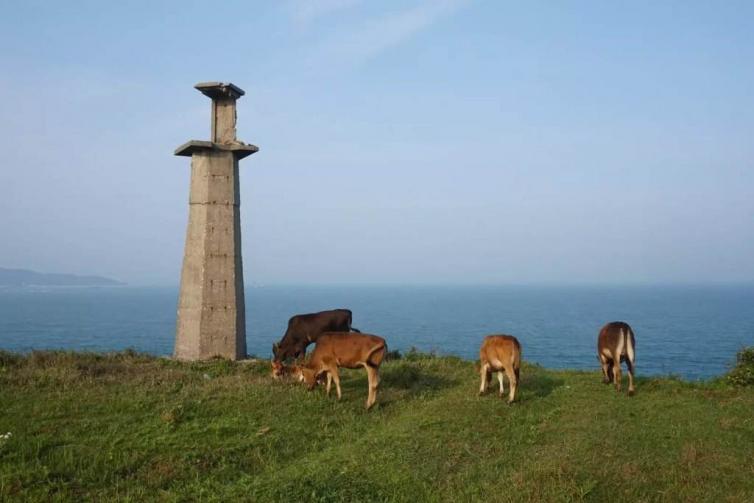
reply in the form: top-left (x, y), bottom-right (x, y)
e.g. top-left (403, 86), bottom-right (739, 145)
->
top-left (0, 268), bottom-right (125, 287)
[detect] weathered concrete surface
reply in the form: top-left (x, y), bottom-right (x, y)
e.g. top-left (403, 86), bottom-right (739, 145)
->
top-left (173, 82), bottom-right (258, 361)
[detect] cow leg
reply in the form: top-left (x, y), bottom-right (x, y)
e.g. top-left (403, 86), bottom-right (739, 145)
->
top-left (325, 372), bottom-right (333, 397)
top-left (497, 371), bottom-right (505, 397)
top-left (612, 359), bottom-right (622, 392)
top-left (599, 353), bottom-right (611, 384)
top-left (626, 358), bottom-right (636, 396)
top-left (479, 362), bottom-right (490, 395)
top-left (365, 365), bottom-right (379, 409)
top-left (372, 367), bottom-right (380, 404)
top-left (364, 364), bottom-right (374, 409)
top-left (506, 366), bottom-right (518, 404)
top-left (331, 367), bottom-right (342, 400)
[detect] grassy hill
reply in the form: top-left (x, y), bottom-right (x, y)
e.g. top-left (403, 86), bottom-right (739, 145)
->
top-left (1, 350), bottom-right (753, 502)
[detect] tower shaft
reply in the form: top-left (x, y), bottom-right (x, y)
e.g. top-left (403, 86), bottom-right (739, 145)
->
top-left (173, 82), bottom-right (258, 361)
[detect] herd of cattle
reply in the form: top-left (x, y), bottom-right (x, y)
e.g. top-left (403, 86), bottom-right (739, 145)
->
top-left (270, 308), bottom-right (637, 409)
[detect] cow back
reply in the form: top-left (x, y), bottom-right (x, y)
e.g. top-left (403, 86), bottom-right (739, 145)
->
top-left (479, 334), bottom-right (521, 368)
top-left (598, 321), bottom-right (635, 360)
top-left (288, 309), bottom-right (352, 338)
top-left (311, 332), bottom-right (386, 369)
top-left (275, 309), bottom-right (354, 360)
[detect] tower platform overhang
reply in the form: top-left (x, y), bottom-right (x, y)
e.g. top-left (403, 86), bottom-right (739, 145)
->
top-left (174, 140), bottom-right (259, 160)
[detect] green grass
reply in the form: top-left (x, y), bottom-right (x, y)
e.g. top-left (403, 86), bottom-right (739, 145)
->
top-left (1, 350), bottom-right (753, 502)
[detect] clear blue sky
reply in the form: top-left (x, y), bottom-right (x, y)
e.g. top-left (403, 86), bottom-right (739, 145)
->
top-left (1, 0), bottom-right (752, 285)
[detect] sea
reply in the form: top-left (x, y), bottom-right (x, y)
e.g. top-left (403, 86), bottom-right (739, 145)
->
top-left (1, 284), bottom-right (752, 380)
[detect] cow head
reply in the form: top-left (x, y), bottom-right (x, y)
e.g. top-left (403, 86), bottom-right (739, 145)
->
top-left (271, 359), bottom-right (286, 380)
top-left (292, 365), bottom-right (318, 390)
top-left (273, 341), bottom-right (308, 364)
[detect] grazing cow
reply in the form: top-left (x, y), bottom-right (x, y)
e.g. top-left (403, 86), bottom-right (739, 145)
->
top-left (478, 335), bottom-right (521, 404)
top-left (272, 308), bottom-right (358, 365)
top-left (270, 359), bottom-right (288, 379)
top-left (272, 358), bottom-right (328, 385)
top-left (292, 332), bottom-right (387, 409)
top-left (598, 321), bottom-right (636, 395)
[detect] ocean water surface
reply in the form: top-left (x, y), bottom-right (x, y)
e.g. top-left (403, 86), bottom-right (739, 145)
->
top-left (0, 284), bottom-right (752, 380)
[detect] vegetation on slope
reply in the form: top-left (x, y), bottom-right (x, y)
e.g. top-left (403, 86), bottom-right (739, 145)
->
top-left (727, 347), bottom-right (754, 387)
top-left (1, 350), bottom-right (753, 502)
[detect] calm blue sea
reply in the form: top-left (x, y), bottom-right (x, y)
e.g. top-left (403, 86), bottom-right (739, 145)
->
top-left (0, 285), bottom-right (752, 379)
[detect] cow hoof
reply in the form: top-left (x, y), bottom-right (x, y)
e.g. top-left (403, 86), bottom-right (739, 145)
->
top-left (628, 389), bottom-right (635, 397)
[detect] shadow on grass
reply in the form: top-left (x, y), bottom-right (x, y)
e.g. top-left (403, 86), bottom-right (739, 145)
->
top-left (381, 363), bottom-right (458, 392)
top-left (519, 372), bottom-right (565, 400)
top-left (332, 363), bottom-right (458, 392)
top-left (321, 362), bottom-right (459, 409)
top-left (477, 363), bottom-right (565, 402)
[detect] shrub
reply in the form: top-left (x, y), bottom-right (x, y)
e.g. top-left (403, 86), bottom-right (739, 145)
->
top-left (384, 349), bottom-right (402, 361)
top-left (0, 351), bottom-right (21, 369)
top-left (726, 346), bottom-right (754, 386)
top-left (403, 347), bottom-right (437, 361)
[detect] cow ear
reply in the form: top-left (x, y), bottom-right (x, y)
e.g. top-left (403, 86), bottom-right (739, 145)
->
top-left (272, 343), bottom-right (279, 357)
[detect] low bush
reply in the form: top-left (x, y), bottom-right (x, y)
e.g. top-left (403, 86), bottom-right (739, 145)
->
top-left (384, 349), bottom-right (402, 360)
top-left (726, 346), bottom-right (754, 386)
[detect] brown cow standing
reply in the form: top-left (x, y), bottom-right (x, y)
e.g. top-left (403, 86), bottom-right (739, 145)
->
top-left (292, 332), bottom-right (387, 410)
top-left (598, 321), bottom-right (636, 395)
top-left (478, 335), bottom-right (521, 404)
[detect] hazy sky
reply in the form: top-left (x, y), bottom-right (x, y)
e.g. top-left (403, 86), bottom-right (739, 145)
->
top-left (1, 0), bottom-right (753, 285)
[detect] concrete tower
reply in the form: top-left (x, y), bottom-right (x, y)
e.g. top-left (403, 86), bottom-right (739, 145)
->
top-left (173, 82), bottom-right (258, 360)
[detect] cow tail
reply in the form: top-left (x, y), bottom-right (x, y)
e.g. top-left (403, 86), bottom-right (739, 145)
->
top-left (626, 326), bottom-right (636, 366)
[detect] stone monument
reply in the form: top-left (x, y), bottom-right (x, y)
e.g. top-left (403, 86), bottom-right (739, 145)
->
top-left (173, 82), bottom-right (258, 360)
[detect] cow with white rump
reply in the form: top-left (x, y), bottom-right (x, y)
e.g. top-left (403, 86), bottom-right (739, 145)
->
top-left (597, 321), bottom-right (636, 396)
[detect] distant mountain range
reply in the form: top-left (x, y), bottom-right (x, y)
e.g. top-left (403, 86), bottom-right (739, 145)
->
top-left (0, 268), bottom-right (125, 287)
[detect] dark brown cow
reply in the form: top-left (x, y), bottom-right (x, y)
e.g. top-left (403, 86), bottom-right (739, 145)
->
top-left (292, 332), bottom-right (387, 409)
top-left (272, 309), bottom-right (358, 369)
top-left (598, 321), bottom-right (636, 395)
top-left (478, 335), bottom-right (521, 404)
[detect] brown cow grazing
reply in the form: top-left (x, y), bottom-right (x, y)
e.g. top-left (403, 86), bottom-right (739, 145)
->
top-left (478, 335), bottom-right (521, 404)
top-left (598, 321), bottom-right (636, 396)
top-left (272, 309), bottom-right (358, 377)
top-left (273, 359), bottom-right (328, 386)
top-left (292, 332), bottom-right (387, 410)
top-left (270, 359), bottom-right (288, 379)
